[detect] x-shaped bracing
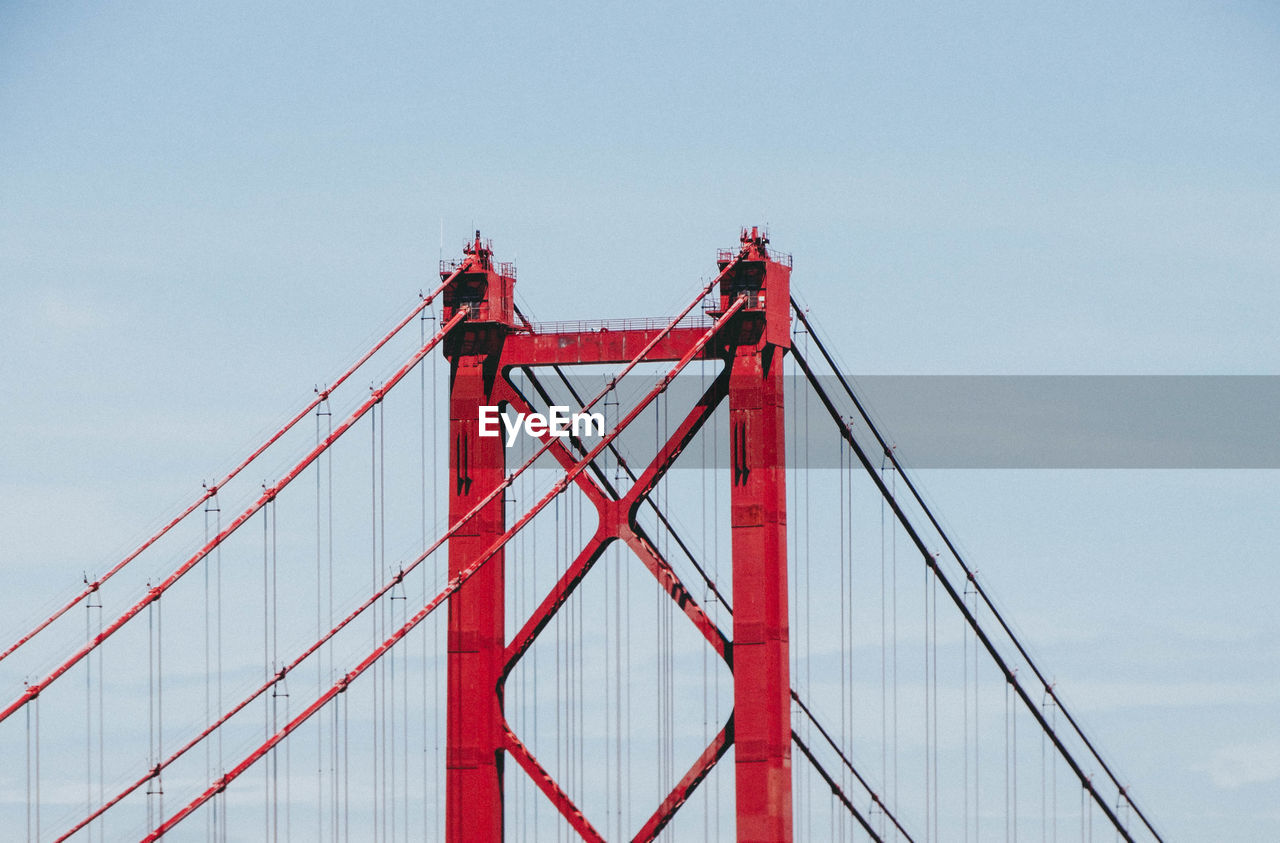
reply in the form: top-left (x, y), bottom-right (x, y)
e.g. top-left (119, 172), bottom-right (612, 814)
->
top-left (496, 368), bottom-right (733, 841)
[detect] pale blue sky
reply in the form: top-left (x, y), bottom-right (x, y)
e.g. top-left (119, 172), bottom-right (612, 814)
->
top-left (2, 1), bottom-right (1279, 839)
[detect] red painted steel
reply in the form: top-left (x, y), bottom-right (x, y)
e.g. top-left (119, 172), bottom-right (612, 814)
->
top-left (444, 233), bottom-right (514, 842)
top-left (439, 236), bottom-right (749, 840)
top-left (501, 325), bottom-right (716, 366)
top-left (490, 229), bottom-right (798, 840)
top-left (499, 368), bottom-right (733, 675)
top-left (503, 724), bottom-right (607, 842)
top-left (494, 230), bottom-right (800, 840)
top-left (725, 230), bottom-right (794, 842)
top-left (632, 719), bottom-right (734, 842)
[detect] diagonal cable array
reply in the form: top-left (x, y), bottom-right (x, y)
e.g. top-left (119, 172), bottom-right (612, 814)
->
top-left (790, 297), bottom-right (1164, 843)
top-left (0, 272), bottom-right (465, 670)
top-left (1, 303), bottom-right (469, 728)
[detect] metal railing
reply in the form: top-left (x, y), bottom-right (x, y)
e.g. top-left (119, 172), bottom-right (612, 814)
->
top-left (438, 259), bottom-right (518, 279)
top-left (527, 312), bottom-right (716, 335)
top-left (716, 247), bottom-right (793, 268)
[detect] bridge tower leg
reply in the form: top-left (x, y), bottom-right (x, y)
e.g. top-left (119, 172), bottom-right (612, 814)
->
top-left (722, 228), bottom-right (794, 842)
top-left (442, 233), bottom-right (517, 842)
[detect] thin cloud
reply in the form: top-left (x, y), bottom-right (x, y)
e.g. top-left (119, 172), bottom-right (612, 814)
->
top-left (1065, 679), bottom-right (1280, 712)
top-left (1201, 739), bottom-right (1280, 790)
top-left (39, 290), bottom-right (107, 334)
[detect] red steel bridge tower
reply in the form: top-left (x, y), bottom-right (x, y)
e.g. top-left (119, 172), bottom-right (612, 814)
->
top-left (440, 227), bottom-right (795, 840)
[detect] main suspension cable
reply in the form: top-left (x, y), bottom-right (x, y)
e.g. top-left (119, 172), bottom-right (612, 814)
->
top-left (2, 308), bottom-right (467, 727)
top-left (792, 343), bottom-right (1138, 841)
top-left (790, 689), bottom-right (915, 842)
top-left (791, 298), bottom-right (1163, 843)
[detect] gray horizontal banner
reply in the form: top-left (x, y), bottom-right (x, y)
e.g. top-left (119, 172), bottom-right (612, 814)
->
top-left (504, 374), bottom-right (1280, 469)
top-left (848, 376), bottom-right (1280, 469)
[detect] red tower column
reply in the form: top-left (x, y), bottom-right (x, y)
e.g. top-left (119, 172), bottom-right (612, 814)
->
top-left (443, 233), bottom-right (515, 842)
top-left (723, 229), bottom-right (793, 842)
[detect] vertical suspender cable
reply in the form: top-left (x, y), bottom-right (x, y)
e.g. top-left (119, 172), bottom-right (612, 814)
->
top-left (604, 470), bottom-right (612, 839)
top-left (273, 499), bottom-right (281, 843)
top-left (881, 459), bottom-right (888, 830)
top-left (343, 687), bottom-right (350, 843)
top-left (554, 496), bottom-right (562, 842)
top-left (430, 306), bottom-right (441, 840)
top-left (701, 358), bottom-right (708, 840)
top-left (263, 503), bottom-right (272, 840)
top-left (567, 488), bottom-right (574, 819)
top-left (626, 524), bottom-right (633, 835)
top-left (97, 598), bottom-right (104, 843)
top-left (658, 393), bottom-right (667, 817)
top-left (35, 696), bottom-right (41, 841)
top-left (924, 557), bottom-right (931, 841)
top-left (215, 490), bottom-right (225, 842)
top-left (285, 669), bottom-right (292, 843)
top-left (1053, 696), bottom-right (1059, 843)
top-left (531, 450), bottom-right (540, 840)
top-left (847, 441), bottom-right (858, 838)
top-left (370, 404), bottom-right (380, 843)
top-left (157, 593), bottom-right (165, 830)
top-left (204, 489), bottom-right (216, 842)
top-left (26, 698), bottom-right (31, 842)
top-left (327, 402), bottom-right (338, 843)
top-left (1005, 675), bottom-right (1011, 842)
top-left (85, 589), bottom-right (92, 842)
top-left (332, 697), bottom-right (340, 842)
top-left (712, 381), bottom-right (719, 841)
top-left (974, 588), bottom-right (981, 843)
top-left (803, 328), bottom-right (813, 839)
top-left (891, 464), bottom-right (900, 816)
top-left (964, 579), bottom-right (971, 843)
top-left (382, 402), bottom-right (395, 843)
top-left (316, 398), bottom-right (325, 841)
top-left (402, 530), bottom-right (409, 839)
top-left (932, 573), bottom-right (939, 841)
top-left (577, 487), bottom-right (585, 827)
top-left (418, 306), bottom-right (427, 843)
top-left (1042, 691), bottom-right (1049, 843)
top-left (148, 597), bottom-right (155, 831)
top-left (839, 431), bottom-right (846, 836)
top-left (615, 542), bottom-right (623, 839)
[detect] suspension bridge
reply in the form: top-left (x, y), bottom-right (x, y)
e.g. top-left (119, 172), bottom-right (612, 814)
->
top-left (0, 228), bottom-right (1165, 841)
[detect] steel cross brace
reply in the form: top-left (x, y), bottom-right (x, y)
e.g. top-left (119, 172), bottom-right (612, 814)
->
top-left (494, 369), bottom-right (735, 838)
top-left (503, 722), bottom-right (607, 842)
top-left (632, 717), bottom-right (734, 842)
